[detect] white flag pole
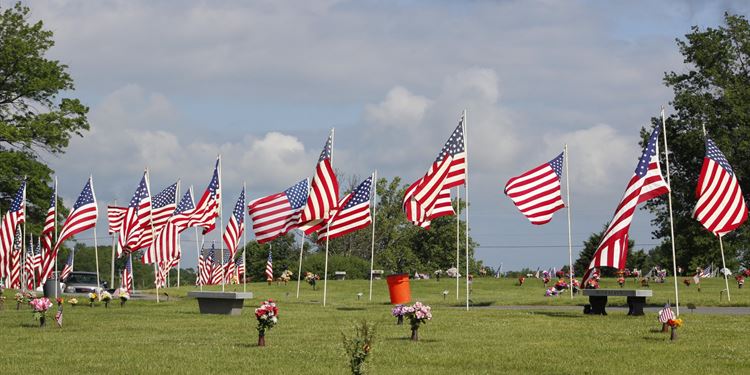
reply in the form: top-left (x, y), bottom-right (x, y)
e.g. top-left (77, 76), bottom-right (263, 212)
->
top-left (110, 199), bottom-right (117, 289)
top-left (218, 156), bottom-right (225, 293)
top-left (22, 179), bottom-right (27, 291)
top-left (323, 128), bottom-right (335, 307)
top-left (661, 106), bottom-right (680, 316)
top-left (242, 181), bottom-right (247, 293)
top-left (463, 109), bottom-right (470, 311)
top-left (144, 170), bottom-right (159, 303)
top-left (53, 177), bottom-right (58, 299)
top-left (564, 145), bottom-right (574, 298)
top-left (295, 231), bottom-right (306, 299)
top-left (90, 176), bottom-right (102, 301)
top-left (368, 171), bottom-right (377, 301)
top-left (175, 181), bottom-right (181, 289)
top-left (456, 186), bottom-right (460, 300)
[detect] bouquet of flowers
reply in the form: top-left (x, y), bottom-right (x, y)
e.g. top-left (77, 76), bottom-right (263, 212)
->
top-left (391, 304), bottom-right (405, 325)
top-left (545, 287), bottom-right (559, 297)
top-left (401, 302), bottom-right (432, 341)
top-left (56, 297), bottom-right (64, 306)
top-left (517, 276), bottom-right (525, 286)
top-left (119, 288), bottom-right (130, 306)
top-left (30, 297), bottom-right (53, 327)
top-left (585, 279), bottom-right (599, 289)
top-left (68, 298), bottom-right (79, 307)
top-left (304, 272), bottom-right (320, 290)
top-left (617, 277), bottom-right (625, 287)
top-left (736, 274), bottom-right (745, 288)
top-left (554, 279), bottom-right (568, 291)
top-left (254, 299), bottom-right (279, 346)
top-left (101, 291), bottom-right (112, 308)
top-left (88, 292), bottom-right (97, 307)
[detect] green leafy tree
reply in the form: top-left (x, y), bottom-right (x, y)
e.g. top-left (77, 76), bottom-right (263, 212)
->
top-left (0, 2), bottom-right (89, 234)
top-left (644, 13), bottom-right (750, 270)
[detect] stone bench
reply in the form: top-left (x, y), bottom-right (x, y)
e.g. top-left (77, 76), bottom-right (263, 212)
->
top-left (187, 291), bottom-right (254, 316)
top-left (582, 289), bottom-right (652, 316)
top-left (371, 270), bottom-right (384, 280)
top-left (334, 271), bottom-right (347, 280)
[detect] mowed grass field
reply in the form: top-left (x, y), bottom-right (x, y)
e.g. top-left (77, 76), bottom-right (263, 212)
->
top-left (1, 277), bottom-right (748, 374)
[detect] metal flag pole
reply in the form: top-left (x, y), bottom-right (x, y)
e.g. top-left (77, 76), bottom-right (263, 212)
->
top-left (176, 181), bottom-right (181, 289)
top-left (90, 176), bottom-right (102, 301)
top-left (565, 144), bottom-right (574, 298)
top-left (218, 155), bottom-right (225, 293)
top-left (719, 236), bottom-right (731, 301)
top-left (53, 176), bottom-right (58, 299)
top-left (661, 106), bottom-right (680, 315)
top-left (190, 186), bottom-right (203, 291)
top-left (22, 178), bottom-right (27, 291)
top-left (463, 109), bottom-right (470, 311)
top-left (368, 171), bottom-right (378, 301)
top-left (296, 178), bottom-right (313, 299)
top-left (110, 200), bottom-right (117, 289)
top-left (456, 186), bottom-right (460, 300)
top-left (323, 128), bottom-right (335, 307)
top-left (145, 170), bottom-right (159, 303)
top-left (243, 181), bottom-right (247, 293)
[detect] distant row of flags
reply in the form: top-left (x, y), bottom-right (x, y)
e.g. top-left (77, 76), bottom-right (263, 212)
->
top-left (0, 111), bottom-right (470, 292)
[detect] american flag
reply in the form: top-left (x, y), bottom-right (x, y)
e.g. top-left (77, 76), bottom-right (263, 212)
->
top-left (187, 158), bottom-right (221, 234)
top-left (121, 255), bottom-right (133, 293)
top-left (107, 205), bottom-right (126, 234)
top-left (504, 152), bottom-right (566, 225)
top-left (582, 127), bottom-right (669, 285)
top-left (24, 238), bottom-right (40, 289)
top-left (658, 303), bottom-right (675, 323)
top-left (0, 181), bottom-right (25, 280)
top-left (405, 115), bottom-right (466, 222)
top-left (195, 253), bottom-right (206, 286)
top-left (222, 188), bottom-right (245, 258)
top-left (54, 304), bottom-right (63, 327)
top-left (53, 178), bottom-right (99, 255)
top-left (60, 249), bottom-right (74, 282)
top-left (249, 179), bottom-right (309, 243)
top-left (198, 245), bottom-right (217, 285)
top-left (119, 173), bottom-right (152, 253)
top-left (209, 248), bottom-right (223, 285)
top-left (299, 131), bottom-right (339, 228)
top-left (318, 176), bottom-right (373, 242)
top-left (235, 252), bottom-right (245, 281)
top-left (145, 189), bottom-right (195, 265)
top-left (265, 250), bottom-right (273, 281)
top-left (38, 190), bottom-right (57, 282)
top-left (151, 182), bottom-right (178, 230)
top-left (693, 138), bottom-right (748, 236)
top-left (222, 251), bottom-right (236, 284)
top-left (403, 176), bottom-right (454, 229)
top-left (7, 228), bottom-right (22, 288)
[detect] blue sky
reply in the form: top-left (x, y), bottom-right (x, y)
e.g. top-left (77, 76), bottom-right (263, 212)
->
top-left (20, 0), bottom-right (750, 270)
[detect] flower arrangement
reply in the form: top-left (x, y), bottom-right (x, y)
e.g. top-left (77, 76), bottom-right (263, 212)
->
top-left (667, 318), bottom-right (683, 328)
top-left (304, 272), bottom-right (320, 290)
top-left (744, 269), bottom-right (750, 277)
top-left (68, 298), bottom-right (79, 307)
top-left (585, 279), bottom-right (599, 289)
top-left (400, 301), bottom-right (432, 341)
top-left (736, 275), bottom-right (745, 288)
top-left (56, 297), bottom-right (64, 306)
top-left (101, 291), bottom-right (112, 308)
top-left (88, 292), bottom-right (97, 307)
top-left (30, 297), bottom-right (53, 327)
top-left (555, 270), bottom-right (565, 278)
top-left (554, 279), bottom-right (568, 291)
top-left (617, 277), bottom-right (625, 287)
top-left (545, 287), bottom-right (559, 297)
top-left (119, 288), bottom-right (130, 306)
top-left (254, 299), bottom-right (279, 346)
top-left (683, 278), bottom-right (691, 287)
top-left (517, 276), bottom-right (525, 286)
top-left (391, 304), bottom-right (405, 325)
top-left (341, 320), bottom-right (375, 375)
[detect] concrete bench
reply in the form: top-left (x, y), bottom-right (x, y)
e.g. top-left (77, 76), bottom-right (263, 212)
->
top-left (371, 270), bottom-right (384, 280)
top-left (187, 291), bottom-right (254, 316)
top-left (582, 289), bottom-right (652, 316)
top-left (334, 271), bottom-right (347, 280)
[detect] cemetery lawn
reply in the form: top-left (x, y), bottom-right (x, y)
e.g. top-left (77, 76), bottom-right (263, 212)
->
top-left (1, 277), bottom-right (747, 374)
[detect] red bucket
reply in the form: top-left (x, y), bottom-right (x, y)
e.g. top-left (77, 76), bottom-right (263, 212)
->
top-left (386, 273), bottom-right (411, 305)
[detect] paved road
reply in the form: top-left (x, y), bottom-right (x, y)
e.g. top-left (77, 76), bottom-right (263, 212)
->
top-left (470, 305), bottom-right (750, 315)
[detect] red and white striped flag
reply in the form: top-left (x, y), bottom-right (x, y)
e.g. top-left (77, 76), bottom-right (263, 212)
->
top-left (222, 188), bottom-right (245, 258)
top-left (120, 255), bottom-right (133, 293)
top-left (0, 181), bottom-right (25, 280)
top-left (299, 131), bottom-right (339, 230)
top-left (53, 178), bottom-right (98, 255)
top-left (145, 190), bottom-right (195, 265)
top-left (265, 250), bottom-right (273, 281)
top-left (657, 303), bottom-right (675, 323)
top-left (59, 250), bottom-right (74, 282)
top-left (582, 127), bottom-right (669, 285)
top-left (403, 177), bottom-right (454, 229)
top-left (119, 172), bottom-right (152, 253)
top-left (249, 179), bottom-right (309, 243)
top-left (38, 189), bottom-right (57, 282)
top-left (318, 176), bottom-right (374, 242)
top-left (107, 205), bottom-right (126, 234)
top-left (693, 138), bottom-right (748, 236)
top-left (504, 152), bottom-right (566, 225)
top-left (24, 238), bottom-right (40, 289)
top-left (404, 114), bottom-right (466, 224)
top-left (187, 157), bottom-right (221, 234)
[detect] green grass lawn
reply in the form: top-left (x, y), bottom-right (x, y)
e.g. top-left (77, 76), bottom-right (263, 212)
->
top-left (1, 277), bottom-right (747, 374)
